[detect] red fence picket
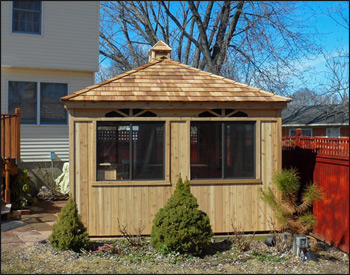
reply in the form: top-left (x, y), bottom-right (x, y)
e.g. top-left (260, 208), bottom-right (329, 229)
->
top-left (282, 136), bottom-right (349, 253)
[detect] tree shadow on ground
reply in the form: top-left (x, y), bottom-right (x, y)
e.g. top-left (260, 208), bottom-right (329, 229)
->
top-left (203, 239), bottom-right (233, 257)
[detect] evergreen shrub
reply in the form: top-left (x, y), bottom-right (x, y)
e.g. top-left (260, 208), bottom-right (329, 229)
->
top-left (260, 168), bottom-right (323, 235)
top-left (150, 177), bottom-right (213, 255)
top-left (49, 198), bottom-right (89, 252)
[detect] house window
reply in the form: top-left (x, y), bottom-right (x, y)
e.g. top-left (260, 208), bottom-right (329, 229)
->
top-left (8, 81), bottom-right (37, 124)
top-left (12, 1), bottom-right (42, 35)
top-left (97, 122), bottom-right (165, 181)
top-left (8, 81), bottom-right (68, 125)
top-left (190, 122), bottom-right (255, 179)
top-left (326, 128), bottom-right (340, 138)
top-left (40, 83), bottom-right (68, 124)
top-left (289, 128), bottom-right (313, 137)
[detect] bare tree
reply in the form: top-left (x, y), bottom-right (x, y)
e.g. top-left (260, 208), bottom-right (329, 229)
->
top-left (288, 88), bottom-right (333, 106)
top-left (319, 48), bottom-right (349, 105)
top-left (303, 2), bottom-right (349, 106)
top-left (100, 1), bottom-right (320, 96)
top-left (320, 2), bottom-right (349, 105)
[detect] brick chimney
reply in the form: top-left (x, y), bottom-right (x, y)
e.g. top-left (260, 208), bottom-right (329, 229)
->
top-left (148, 40), bottom-right (172, 62)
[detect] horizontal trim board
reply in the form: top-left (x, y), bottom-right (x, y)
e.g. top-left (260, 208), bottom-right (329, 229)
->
top-left (283, 123), bottom-right (349, 127)
top-left (190, 179), bottom-right (263, 185)
top-left (73, 117), bottom-right (278, 122)
top-left (91, 181), bottom-right (171, 187)
top-left (64, 102), bottom-right (287, 110)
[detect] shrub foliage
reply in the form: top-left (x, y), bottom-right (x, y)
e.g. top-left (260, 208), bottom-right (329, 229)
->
top-left (151, 177), bottom-right (213, 255)
top-left (49, 198), bottom-right (89, 252)
top-left (260, 168), bottom-right (323, 235)
top-left (10, 168), bottom-right (35, 209)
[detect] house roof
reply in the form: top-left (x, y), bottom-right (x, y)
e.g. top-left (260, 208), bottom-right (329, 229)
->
top-left (282, 104), bottom-right (349, 126)
top-left (61, 41), bottom-right (291, 104)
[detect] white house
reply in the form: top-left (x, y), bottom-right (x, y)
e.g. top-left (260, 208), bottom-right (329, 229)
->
top-left (1, 1), bottom-right (99, 164)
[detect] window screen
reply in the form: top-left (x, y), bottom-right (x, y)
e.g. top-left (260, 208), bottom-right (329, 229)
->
top-left (97, 122), bottom-right (165, 181)
top-left (8, 81), bottom-right (67, 125)
top-left (12, 1), bottom-right (42, 34)
top-left (40, 83), bottom-right (67, 124)
top-left (326, 128), bottom-right (340, 138)
top-left (190, 122), bottom-right (222, 179)
top-left (191, 121), bottom-right (256, 179)
top-left (289, 128), bottom-right (312, 137)
top-left (225, 122), bottom-right (255, 178)
top-left (9, 81), bottom-right (37, 124)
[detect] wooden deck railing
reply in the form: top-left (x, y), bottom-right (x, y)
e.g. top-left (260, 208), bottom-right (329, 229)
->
top-left (1, 108), bottom-right (21, 204)
top-left (1, 108), bottom-right (21, 160)
top-left (282, 136), bottom-right (349, 157)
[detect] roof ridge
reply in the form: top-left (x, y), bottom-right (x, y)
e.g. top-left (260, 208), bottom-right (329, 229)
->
top-left (61, 59), bottom-right (164, 101)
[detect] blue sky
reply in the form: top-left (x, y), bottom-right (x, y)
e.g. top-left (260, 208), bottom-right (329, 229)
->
top-left (290, 1), bottom-right (349, 89)
top-left (98, 1), bottom-right (349, 94)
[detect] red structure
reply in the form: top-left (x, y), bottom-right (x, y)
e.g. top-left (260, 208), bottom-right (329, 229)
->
top-left (313, 154), bottom-right (349, 253)
top-left (282, 134), bottom-right (349, 253)
top-left (1, 108), bottom-right (21, 204)
top-left (282, 136), bottom-right (349, 156)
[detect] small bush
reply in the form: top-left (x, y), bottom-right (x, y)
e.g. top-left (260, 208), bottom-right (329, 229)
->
top-left (230, 222), bottom-right (255, 252)
top-left (260, 168), bottom-right (323, 235)
top-left (10, 168), bottom-right (35, 209)
top-left (49, 198), bottom-right (89, 252)
top-left (150, 177), bottom-right (213, 256)
top-left (117, 219), bottom-right (146, 247)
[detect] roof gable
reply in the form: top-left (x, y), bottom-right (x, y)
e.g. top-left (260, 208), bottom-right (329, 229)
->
top-left (149, 40), bottom-right (172, 52)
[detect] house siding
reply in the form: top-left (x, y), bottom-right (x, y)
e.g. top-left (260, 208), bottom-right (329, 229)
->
top-left (282, 126), bottom-right (349, 137)
top-left (20, 125), bottom-right (69, 162)
top-left (1, 68), bottom-right (94, 162)
top-left (1, 1), bottom-right (99, 72)
top-left (1, 1), bottom-right (99, 163)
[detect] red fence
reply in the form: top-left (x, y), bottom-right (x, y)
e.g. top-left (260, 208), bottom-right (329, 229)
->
top-left (282, 136), bottom-right (349, 156)
top-left (282, 136), bottom-right (349, 253)
top-left (1, 108), bottom-right (21, 160)
top-left (1, 108), bottom-right (21, 204)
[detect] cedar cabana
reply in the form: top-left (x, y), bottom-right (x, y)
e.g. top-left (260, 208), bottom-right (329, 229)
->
top-left (61, 41), bottom-right (291, 236)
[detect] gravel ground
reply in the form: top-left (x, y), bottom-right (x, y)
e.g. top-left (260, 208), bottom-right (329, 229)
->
top-left (1, 236), bottom-right (349, 274)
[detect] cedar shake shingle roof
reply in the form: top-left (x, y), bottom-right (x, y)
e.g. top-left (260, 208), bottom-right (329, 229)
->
top-left (61, 41), bottom-right (291, 103)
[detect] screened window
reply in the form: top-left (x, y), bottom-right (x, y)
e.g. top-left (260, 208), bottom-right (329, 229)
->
top-left (190, 122), bottom-right (255, 179)
top-left (289, 128), bottom-right (313, 137)
top-left (326, 128), bottom-right (340, 138)
top-left (40, 83), bottom-right (68, 124)
top-left (12, 1), bottom-right (42, 34)
top-left (97, 122), bottom-right (165, 181)
top-left (8, 81), bottom-right (67, 125)
top-left (8, 81), bottom-right (37, 124)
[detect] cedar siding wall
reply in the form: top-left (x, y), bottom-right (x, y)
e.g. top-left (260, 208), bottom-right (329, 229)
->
top-left (72, 109), bottom-right (282, 236)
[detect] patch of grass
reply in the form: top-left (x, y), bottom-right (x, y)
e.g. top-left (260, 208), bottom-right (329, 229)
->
top-left (2, 238), bottom-right (349, 274)
top-left (249, 251), bottom-right (283, 263)
top-left (252, 235), bottom-right (268, 241)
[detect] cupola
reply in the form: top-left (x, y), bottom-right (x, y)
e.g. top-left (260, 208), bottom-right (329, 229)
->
top-left (148, 40), bottom-right (172, 62)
